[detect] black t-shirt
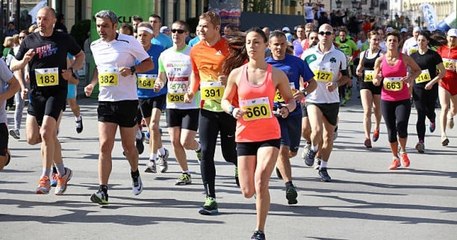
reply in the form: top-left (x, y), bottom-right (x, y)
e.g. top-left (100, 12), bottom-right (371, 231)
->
top-left (15, 31), bottom-right (81, 92)
top-left (410, 49), bottom-right (443, 88)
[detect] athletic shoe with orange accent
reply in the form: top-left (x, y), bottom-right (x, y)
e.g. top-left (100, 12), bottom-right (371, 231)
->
top-left (401, 153), bottom-right (410, 168)
top-left (55, 167), bottom-right (73, 195)
top-left (372, 129), bottom-right (380, 142)
top-left (389, 158), bottom-right (401, 170)
top-left (36, 176), bottom-right (51, 194)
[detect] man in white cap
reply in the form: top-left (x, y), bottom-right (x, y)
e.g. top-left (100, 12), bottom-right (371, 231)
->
top-left (282, 26), bottom-right (293, 43)
top-left (402, 26), bottom-right (421, 55)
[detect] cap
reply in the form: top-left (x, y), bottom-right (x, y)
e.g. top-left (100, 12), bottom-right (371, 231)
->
top-left (400, 28), bottom-right (407, 33)
top-left (448, 28), bottom-right (457, 37)
top-left (160, 26), bottom-right (170, 33)
top-left (386, 27), bottom-right (394, 33)
top-left (413, 26), bottom-right (421, 33)
top-left (282, 27), bottom-right (290, 32)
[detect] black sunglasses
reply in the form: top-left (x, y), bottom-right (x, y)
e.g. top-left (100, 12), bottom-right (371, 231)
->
top-left (19, 36), bottom-right (26, 39)
top-left (319, 31), bottom-right (332, 36)
top-left (171, 29), bottom-right (185, 34)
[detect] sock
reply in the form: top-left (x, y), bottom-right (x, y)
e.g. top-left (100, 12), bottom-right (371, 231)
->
top-left (75, 115), bottom-right (81, 121)
top-left (42, 168), bottom-right (51, 178)
top-left (311, 145), bottom-right (318, 152)
top-left (183, 170), bottom-right (190, 174)
top-left (131, 169), bottom-right (139, 177)
top-left (99, 184), bottom-right (108, 194)
top-left (196, 142), bottom-right (201, 152)
top-left (149, 154), bottom-right (157, 161)
top-left (285, 181), bottom-right (294, 188)
top-left (136, 129), bottom-right (143, 140)
top-left (158, 147), bottom-right (166, 156)
top-left (55, 163), bottom-right (65, 176)
top-left (319, 161), bottom-right (328, 169)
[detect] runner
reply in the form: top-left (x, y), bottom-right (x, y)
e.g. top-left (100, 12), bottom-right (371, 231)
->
top-left (221, 27), bottom-right (297, 240)
top-left (184, 11), bottom-right (238, 215)
top-left (66, 54), bottom-right (83, 134)
top-left (148, 14), bottom-right (172, 49)
top-left (402, 26), bottom-right (420, 55)
top-left (436, 28), bottom-right (457, 146)
top-left (266, 30), bottom-right (316, 204)
top-left (0, 58), bottom-right (19, 170)
top-left (372, 31), bottom-right (421, 170)
top-left (153, 20), bottom-right (201, 185)
top-left (301, 24), bottom-right (350, 182)
top-left (84, 10), bottom-right (153, 204)
top-left (134, 22), bottom-right (168, 173)
top-left (11, 7), bottom-right (84, 194)
top-left (410, 31), bottom-right (445, 153)
top-left (293, 24), bottom-right (307, 57)
top-left (355, 30), bottom-right (383, 148)
top-left (335, 28), bottom-right (358, 106)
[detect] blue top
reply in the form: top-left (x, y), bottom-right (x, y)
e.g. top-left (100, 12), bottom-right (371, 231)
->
top-left (151, 33), bottom-right (172, 49)
top-left (188, 36), bottom-right (200, 47)
top-left (266, 54), bottom-right (314, 116)
top-left (137, 44), bottom-right (167, 99)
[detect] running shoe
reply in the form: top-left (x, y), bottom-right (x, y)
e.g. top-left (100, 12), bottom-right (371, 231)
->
top-left (400, 152), bottom-right (410, 168)
top-left (275, 167), bottom-right (283, 180)
top-left (50, 172), bottom-right (58, 187)
top-left (251, 230), bottom-right (266, 240)
top-left (449, 117), bottom-right (454, 129)
top-left (131, 172), bottom-right (143, 195)
top-left (415, 141), bottom-right (425, 154)
top-left (144, 160), bottom-right (157, 173)
top-left (301, 143), bottom-right (311, 160)
top-left (90, 189), bottom-right (109, 205)
top-left (199, 196), bottom-right (218, 215)
top-left (76, 117), bottom-right (83, 133)
top-left (175, 173), bottom-right (192, 185)
top-left (389, 158), bottom-right (401, 170)
top-left (442, 137), bottom-right (450, 146)
top-left (286, 184), bottom-right (298, 205)
top-left (429, 121), bottom-right (436, 133)
top-left (158, 148), bottom-right (169, 173)
top-left (372, 129), bottom-right (380, 142)
top-left (318, 168), bottom-right (332, 182)
top-left (55, 167), bottom-right (73, 195)
top-left (36, 176), bottom-right (51, 194)
top-left (304, 149), bottom-right (317, 167)
top-left (195, 148), bottom-right (202, 164)
top-left (135, 131), bottom-right (145, 155)
top-left (9, 129), bottom-right (20, 139)
top-left (364, 138), bottom-right (372, 148)
top-left (235, 166), bottom-right (240, 187)
top-left (5, 151), bottom-right (10, 167)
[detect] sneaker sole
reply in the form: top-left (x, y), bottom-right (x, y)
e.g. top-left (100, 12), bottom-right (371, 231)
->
top-left (175, 181), bottom-right (192, 185)
top-left (36, 188), bottom-right (51, 194)
top-left (198, 208), bottom-right (218, 215)
top-left (286, 190), bottom-right (298, 205)
top-left (90, 194), bottom-right (109, 205)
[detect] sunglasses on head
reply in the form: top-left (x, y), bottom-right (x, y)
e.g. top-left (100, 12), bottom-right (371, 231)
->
top-left (171, 29), bottom-right (185, 34)
top-left (319, 31), bottom-right (332, 36)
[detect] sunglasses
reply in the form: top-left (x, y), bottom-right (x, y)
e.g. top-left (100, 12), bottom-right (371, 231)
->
top-left (319, 31), bottom-right (332, 36)
top-left (19, 36), bottom-right (26, 39)
top-left (171, 29), bottom-right (185, 34)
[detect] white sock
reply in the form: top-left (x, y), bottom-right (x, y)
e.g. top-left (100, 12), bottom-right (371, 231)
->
top-left (136, 129), bottom-right (143, 140)
top-left (158, 147), bottom-right (166, 156)
top-left (311, 145), bottom-right (318, 152)
top-left (196, 142), bottom-right (201, 152)
top-left (75, 115), bottom-right (81, 121)
top-left (149, 154), bottom-right (157, 161)
top-left (319, 161), bottom-right (328, 169)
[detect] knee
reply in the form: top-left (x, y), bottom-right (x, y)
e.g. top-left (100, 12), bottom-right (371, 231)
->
top-left (171, 138), bottom-right (182, 148)
top-left (181, 139), bottom-right (193, 149)
top-left (26, 135), bottom-right (41, 145)
top-left (254, 177), bottom-right (269, 193)
top-left (149, 121), bottom-right (160, 132)
top-left (241, 187), bottom-right (255, 199)
top-left (40, 128), bottom-right (56, 142)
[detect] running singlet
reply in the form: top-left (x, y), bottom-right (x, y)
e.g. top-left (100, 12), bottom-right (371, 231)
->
top-left (15, 31), bottom-right (81, 92)
top-left (137, 44), bottom-right (166, 99)
top-left (158, 45), bottom-right (199, 109)
top-left (91, 33), bottom-right (150, 102)
top-left (437, 45), bottom-right (457, 95)
top-left (410, 49), bottom-right (442, 88)
top-left (190, 38), bottom-right (229, 112)
top-left (235, 64), bottom-right (280, 142)
top-left (380, 54), bottom-right (409, 101)
top-left (0, 59), bottom-right (14, 123)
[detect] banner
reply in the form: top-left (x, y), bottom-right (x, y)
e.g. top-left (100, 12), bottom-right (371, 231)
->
top-left (419, 3), bottom-right (438, 31)
top-left (208, 0), bottom-right (241, 30)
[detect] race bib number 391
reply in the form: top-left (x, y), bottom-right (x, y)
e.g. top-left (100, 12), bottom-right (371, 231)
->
top-left (201, 81), bottom-right (224, 100)
top-left (35, 67), bottom-right (59, 87)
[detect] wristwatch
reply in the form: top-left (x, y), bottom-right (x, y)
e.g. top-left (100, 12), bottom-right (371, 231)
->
top-left (130, 66), bottom-right (136, 75)
top-left (301, 89), bottom-right (308, 96)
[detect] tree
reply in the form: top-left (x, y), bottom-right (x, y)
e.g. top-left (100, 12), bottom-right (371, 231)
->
top-left (244, 0), bottom-right (272, 13)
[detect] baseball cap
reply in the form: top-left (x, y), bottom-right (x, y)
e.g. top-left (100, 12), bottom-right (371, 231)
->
top-left (282, 27), bottom-right (290, 32)
top-left (448, 28), bottom-right (457, 37)
top-left (413, 26), bottom-right (421, 33)
top-left (160, 26), bottom-right (170, 33)
top-left (400, 28), bottom-right (407, 33)
top-left (386, 27), bottom-right (394, 33)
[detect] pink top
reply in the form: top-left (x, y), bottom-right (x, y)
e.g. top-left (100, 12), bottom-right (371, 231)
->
top-left (380, 54), bottom-right (410, 101)
top-left (235, 64), bottom-right (280, 142)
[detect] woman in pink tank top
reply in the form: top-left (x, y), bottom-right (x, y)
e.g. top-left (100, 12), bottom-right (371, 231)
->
top-left (221, 28), bottom-right (296, 240)
top-left (373, 31), bottom-right (421, 171)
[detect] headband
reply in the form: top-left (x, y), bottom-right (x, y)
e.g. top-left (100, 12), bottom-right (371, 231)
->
top-left (138, 27), bottom-right (153, 34)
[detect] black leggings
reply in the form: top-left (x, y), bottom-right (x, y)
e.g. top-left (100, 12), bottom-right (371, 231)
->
top-left (199, 109), bottom-right (237, 198)
top-left (413, 85), bottom-right (438, 141)
top-left (381, 99), bottom-right (411, 143)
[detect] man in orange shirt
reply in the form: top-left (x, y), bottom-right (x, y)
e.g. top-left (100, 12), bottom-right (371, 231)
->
top-left (185, 11), bottom-right (238, 215)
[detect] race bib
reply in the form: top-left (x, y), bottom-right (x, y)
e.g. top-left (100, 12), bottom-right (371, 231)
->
top-left (415, 69), bottom-right (431, 84)
top-left (240, 97), bottom-right (272, 121)
top-left (383, 77), bottom-right (403, 91)
top-left (137, 74), bottom-right (156, 89)
top-left (443, 58), bottom-right (456, 71)
top-left (364, 70), bottom-right (375, 82)
top-left (167, 93), bottom-right (185, 103)
top-left (201, 81), bottom-right (224, 100)
top-left (313, 69), bottom-right (333, 83)
top-left (274, 82), bottom-right (296, 103)
top-left (98, 67), bottom-right (119, 87)
top-left (169, 81), bottom-right (188, 92)
top-left (35, 67), bottom-right (59, 87)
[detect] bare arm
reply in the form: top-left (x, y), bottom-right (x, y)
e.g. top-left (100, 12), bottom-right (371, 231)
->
top-left (0, 76), bottom-right (20, 101)
top-left (221, 68), bottom-right (240, 117)
top-left (275, 68), bottom-right (296, 118)
top-left (372, 57), bottom-right (382, 86)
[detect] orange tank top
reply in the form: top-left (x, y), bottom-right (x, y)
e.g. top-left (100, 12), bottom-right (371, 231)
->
top-left (235, 64), bottom-right (280, 142)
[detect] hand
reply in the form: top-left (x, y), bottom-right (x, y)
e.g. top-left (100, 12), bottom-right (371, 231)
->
top-left (293, 90), bottom-right (305, 101)
top-left (24, 49), bottom-right (35, 62)
top-left (61, 69), bottom-right (73, 81)
top-left (119, 67), bottom-right (131, 77)
top-left (21, 88), bottom-right (28, 99)
top-left (401, 76), bottom-right (411, 84)
top-left (425, 82), bottom-right (434, 90)
top-left (184, 92), bottom-right (194, 103)
top-left (356, 70), bottom-right (363, 77)
top-left (218, 75), bottom-right (227, 85)
top-left (373, 76), bottom-right (382, 86)
top-left (153, 81), bottom-right (163, 92)
top-left (232, 107), bottom-right (244, 119)
top-left (326, 82), bottom-right (337, 92)
top-left (278, 106), bottom-right (290, 118)
top-left (84, 83), bottom-right (94, 97)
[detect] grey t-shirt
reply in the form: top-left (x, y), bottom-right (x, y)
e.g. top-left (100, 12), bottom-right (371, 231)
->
top-left (0, 58), bottom-right (14, 123)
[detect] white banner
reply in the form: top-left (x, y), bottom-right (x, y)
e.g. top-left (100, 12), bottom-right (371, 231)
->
top-left (419, 3), bottom-right (438, 31)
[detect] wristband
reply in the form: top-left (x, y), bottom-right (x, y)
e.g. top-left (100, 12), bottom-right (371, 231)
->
top-left (228, 105), bottom-right (235, 115)
top-left (130, 66), bottom-right (136, 75)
